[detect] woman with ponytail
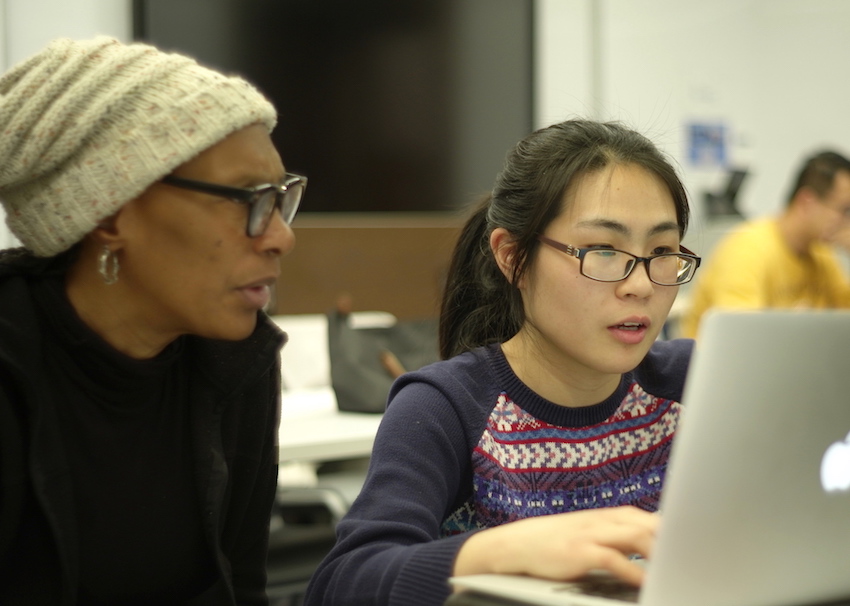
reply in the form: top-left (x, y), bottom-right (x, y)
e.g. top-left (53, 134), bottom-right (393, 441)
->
top-left (307, 119), bottom-right (701, 606)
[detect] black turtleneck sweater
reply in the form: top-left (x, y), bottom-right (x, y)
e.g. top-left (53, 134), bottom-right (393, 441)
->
top-left (0, 248), bottom-right (285, 606)
top-left (31, 276), bottom-right (218, 604)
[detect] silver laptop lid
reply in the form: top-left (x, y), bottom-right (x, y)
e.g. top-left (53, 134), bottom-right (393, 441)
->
top-left (644, 310), bottom-right (850, 606)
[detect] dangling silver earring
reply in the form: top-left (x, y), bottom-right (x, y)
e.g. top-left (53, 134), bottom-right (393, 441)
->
top-left (98, 246), bottom-right (119, 285)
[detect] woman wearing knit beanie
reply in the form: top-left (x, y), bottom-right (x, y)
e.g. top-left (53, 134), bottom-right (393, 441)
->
top-left (0, 37), bottom-right (305, 604)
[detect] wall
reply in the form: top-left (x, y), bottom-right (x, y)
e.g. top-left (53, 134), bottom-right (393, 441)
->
top-left (538, 0), bottom-right (850, 258)
top-left (3, 1), bottom-right (850, 306)
top-left (0, 0), bottom-right (132, 249)
top-left (0, 2), bottom-right (5, 72)
top-left (0, 0), bottom-right (463, 319)
top-left (272, 213), bottom-right (462, 320)
top-left (2, 0), bottom-right (131, 67)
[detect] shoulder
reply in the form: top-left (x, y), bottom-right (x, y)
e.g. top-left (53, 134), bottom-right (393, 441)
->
top-left (632, 338), bottom-right (694, 402)
top-left (0, 270), bottom-right (42, 365)
top-left (389, 346), bottom-right (495, 400)
top-left (714, 218), bottom-right (779, 252)
top-left (810, 241), bottom-right (848, 269)
top-left (384, 346), bottom-right (500, 435)
top-left (640, 338), bottom-right (694, 374)
top-left (699, 220), bottom-right (784, 284)
top-left (0, 271), bottom-right (46, 450)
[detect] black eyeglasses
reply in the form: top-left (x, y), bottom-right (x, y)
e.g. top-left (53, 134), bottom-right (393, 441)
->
top-left (161, 173), bottom-right (307, 237)
top-left (537, 235), bottom-right (702, 286)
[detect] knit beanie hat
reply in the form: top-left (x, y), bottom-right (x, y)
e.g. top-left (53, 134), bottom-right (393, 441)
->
top-left (0, 36), bottom-right (277, 257)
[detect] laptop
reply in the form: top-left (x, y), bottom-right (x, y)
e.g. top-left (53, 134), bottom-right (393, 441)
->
top-left (450, 310), bottom-right (850, 606)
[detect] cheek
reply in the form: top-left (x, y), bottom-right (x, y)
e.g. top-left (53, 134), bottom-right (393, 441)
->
top-left (524, 272), bottom-right (590, 320)
top-left (652, 289), bottom-right (680, 327)
top-left (204, 240), bottom-right (225, 263)
top-left (144, 234), bottom-right (229, 298)
top-left (164, 218), bottom-right (230, 259)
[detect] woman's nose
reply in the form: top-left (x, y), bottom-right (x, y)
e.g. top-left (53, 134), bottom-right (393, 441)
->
top-left (256, 209), bottom-right (296, 257)
top-left (616, 260), bottom-right (655, 298)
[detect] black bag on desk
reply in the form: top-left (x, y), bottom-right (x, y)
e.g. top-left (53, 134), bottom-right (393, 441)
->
top-left (327, 310), bottom-right (440, 413)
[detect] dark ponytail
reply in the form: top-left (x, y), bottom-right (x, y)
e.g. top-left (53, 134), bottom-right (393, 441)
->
top-left (438, 195), bottom-right (523, 359)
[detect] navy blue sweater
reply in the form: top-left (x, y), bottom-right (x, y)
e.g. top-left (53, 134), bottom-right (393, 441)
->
top-left (306, 339), bottom-right (693, 606)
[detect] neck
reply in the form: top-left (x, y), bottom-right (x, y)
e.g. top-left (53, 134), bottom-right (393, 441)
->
top-left (65, 251), bottom-right (176, 360)
top-left (501, 331), bottom-right (621, 408)
top-left (776, 208), bottom-right (813, 256)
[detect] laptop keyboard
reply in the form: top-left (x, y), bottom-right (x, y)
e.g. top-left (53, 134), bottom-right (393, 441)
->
top-left (554, 575), bottom-right (640, 603)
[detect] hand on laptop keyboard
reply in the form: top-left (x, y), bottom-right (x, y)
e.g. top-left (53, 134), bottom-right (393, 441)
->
top-left (454, 506), bottom-right (658, 589)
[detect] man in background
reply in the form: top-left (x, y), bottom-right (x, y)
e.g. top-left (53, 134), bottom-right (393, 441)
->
top-left (682, 150), bottom-right (850, 338)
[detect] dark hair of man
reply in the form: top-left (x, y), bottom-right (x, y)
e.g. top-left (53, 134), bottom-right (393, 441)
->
top-left (438, 119), bottom-right (690, 360)
top-left (787, 150), bottom-right (850, 206)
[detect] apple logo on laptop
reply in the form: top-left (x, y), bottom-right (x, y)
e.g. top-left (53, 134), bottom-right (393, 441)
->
top-left (821, 431), bottom-right (850, 493)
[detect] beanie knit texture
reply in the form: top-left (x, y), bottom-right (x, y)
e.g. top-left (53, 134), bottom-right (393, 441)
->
top-left (0, 36), bottom-right (277, 256)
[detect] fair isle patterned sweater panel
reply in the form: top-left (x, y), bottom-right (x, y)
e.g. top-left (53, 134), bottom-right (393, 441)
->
top-left (441, 383), bottom-right (681, 534)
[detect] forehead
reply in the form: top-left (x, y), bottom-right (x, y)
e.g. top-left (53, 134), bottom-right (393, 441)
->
top-left (826, 170), bottom-right (850, 205)
top-left (177, 124), bottom-right (284, 182)
top-left (561, 163), bottom-right (677, 227)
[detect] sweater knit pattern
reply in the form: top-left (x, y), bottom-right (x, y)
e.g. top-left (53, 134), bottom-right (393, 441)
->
top-left (305, 340), bottom-right (692, 606)
top-left (442, 383), bottom-right (680, 534)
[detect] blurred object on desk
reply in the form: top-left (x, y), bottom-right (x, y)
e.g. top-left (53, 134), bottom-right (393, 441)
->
top-left (327, 308), bottom-right (440, 413)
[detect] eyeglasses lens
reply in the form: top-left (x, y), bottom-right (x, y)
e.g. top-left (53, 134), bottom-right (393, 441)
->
top-left (247, 183), bottom-right (305, 236)
top-left (248, 190), bottom-right (275, 237)
top-left (649, 256), bottom-right (682, 284)
top-left (583, 250), bottom-right (693, 285)
top-left (281, 182), bottom-right (304, 224)
top-left (583, 250), bottom-right (630, 282)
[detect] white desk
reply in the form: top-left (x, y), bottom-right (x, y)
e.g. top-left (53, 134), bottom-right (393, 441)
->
top-left (279, 387), bottom-right (383, 464)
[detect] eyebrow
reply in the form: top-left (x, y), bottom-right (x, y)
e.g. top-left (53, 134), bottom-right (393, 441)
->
top-left (239, 175), bottom-right (286, 187)
top-left (574, 218), bottom-right (681, 237)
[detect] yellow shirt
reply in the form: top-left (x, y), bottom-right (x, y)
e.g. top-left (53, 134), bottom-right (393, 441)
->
top-left (682, 218), bottom-right (850, 338)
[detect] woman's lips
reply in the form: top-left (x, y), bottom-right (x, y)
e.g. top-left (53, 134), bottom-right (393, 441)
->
top-left (608, 319), bottom-right (650, 345)
top-left (239, 283), bottom-right (272, 309)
